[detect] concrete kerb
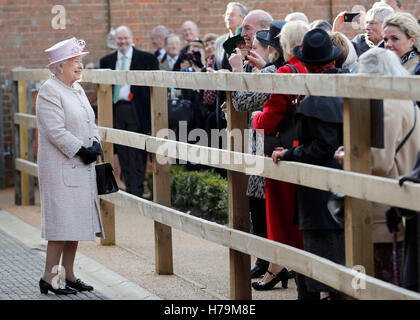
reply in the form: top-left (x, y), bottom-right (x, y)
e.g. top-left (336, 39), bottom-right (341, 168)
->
top-left (0, 209), bottom-right (161, 300)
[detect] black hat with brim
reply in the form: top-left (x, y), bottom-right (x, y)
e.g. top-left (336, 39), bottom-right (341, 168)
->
top-left (223, 27), bottom-right (244, 55)
top-left (293, 28), bottom-right (343, 65)
top-left (255, 20), bottom-right (286, 49)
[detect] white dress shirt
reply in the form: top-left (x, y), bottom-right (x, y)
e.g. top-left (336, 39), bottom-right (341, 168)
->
top-left (115, 46), bottom-right (133, 101)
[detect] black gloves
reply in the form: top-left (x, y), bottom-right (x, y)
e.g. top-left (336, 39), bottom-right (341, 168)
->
top-left (385, 207), bottom-right (402, 233)
top-left (76, 141), bottom-right (102, 165)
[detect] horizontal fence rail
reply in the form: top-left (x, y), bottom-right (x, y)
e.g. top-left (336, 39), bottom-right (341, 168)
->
top-left (14, 113), bottom-right (420, 212)
top-left (11, 156), bottom-right (420, 300)
top-left (10, 69), bottom-right (420, 300)
top-left (10, 69), bottom-right (420, 101)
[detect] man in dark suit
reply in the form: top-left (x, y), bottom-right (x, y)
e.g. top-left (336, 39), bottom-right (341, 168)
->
top-left (99, 25), bottom-right (159, 198)
top-left (213, 2), bottom-right (247, 130)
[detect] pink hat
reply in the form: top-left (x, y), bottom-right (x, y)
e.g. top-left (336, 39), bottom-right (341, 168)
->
top-left (45, 37), bottom-right (89, 66)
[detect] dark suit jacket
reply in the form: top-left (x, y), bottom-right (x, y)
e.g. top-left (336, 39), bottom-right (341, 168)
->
top-left (99, 47), bottom-right (159, 134)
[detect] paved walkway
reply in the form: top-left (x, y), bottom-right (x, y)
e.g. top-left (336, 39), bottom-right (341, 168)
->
top-left (0, 209), bottom-right (160, 300)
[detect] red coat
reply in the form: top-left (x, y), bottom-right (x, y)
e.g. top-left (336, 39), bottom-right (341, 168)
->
top-left (252, 57), bottom-right (307, 249)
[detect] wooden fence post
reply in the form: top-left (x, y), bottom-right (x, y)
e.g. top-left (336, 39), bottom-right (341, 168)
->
top-left (343, 98), bottom-right (374, 276)
top-left (226, 91), bottom-right (251, 300)
top-left (12, 80), bottom-right (31, 205)
top-left (26, 80), bottom-right (35, 205)
top-left (0, 70), bottom-right (5, 189)
top-left (150, 86), bottom-right (173, 275)
top-left (97, 84), bottom-right (116, 245)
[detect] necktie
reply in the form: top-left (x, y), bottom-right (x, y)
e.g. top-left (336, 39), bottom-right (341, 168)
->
top-left (113, 55), bottom-right (127, 104)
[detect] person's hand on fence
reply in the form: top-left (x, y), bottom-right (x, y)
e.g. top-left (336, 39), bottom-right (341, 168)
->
top-left (229, 48), bottom-right (244, 73)
top-left (272, 147), bottom-right (288, 164)
top-left (385, 207), bottom-right (402, 233)
top-left (76, 146), bottom-right (99, 164)
top-left (334, 146), bottom-right (345, 165)
top-left (247, 51), bottom-right (266, 70)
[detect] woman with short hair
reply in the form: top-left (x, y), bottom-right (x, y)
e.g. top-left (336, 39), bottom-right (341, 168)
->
top-left (383, 12), bottom-right (420, 74)
top-left (37, 37), bottom-right (104, 295)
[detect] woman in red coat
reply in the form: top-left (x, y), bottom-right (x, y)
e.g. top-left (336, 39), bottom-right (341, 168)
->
top-left (251, 20), bottom-right (309, 290)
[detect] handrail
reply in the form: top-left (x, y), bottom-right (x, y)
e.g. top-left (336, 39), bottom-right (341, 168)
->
top-left (10, 68), bottom-right (420, 100)
top-left (14, 113), bottom-right (420, 212)
top-left (10, 68), bottom-right (420, 300)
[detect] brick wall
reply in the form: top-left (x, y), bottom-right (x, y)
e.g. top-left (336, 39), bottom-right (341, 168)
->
top-left (0, 0), bottom-right (419, 186)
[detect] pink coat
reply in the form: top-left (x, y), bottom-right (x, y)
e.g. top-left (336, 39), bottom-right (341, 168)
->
top-left (36, 76), bottom-right (104, 241)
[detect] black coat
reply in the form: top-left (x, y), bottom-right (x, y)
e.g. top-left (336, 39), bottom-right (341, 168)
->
top-left (99, 47), bottom-right (159, 134)
top-left (283, 95), bottom-right (343, 230)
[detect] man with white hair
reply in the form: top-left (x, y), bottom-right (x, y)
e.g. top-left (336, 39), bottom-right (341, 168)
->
top-left (285, 12), bottom-right (309, 24)
top-left (214, 2), bottom-right (248, 71)
top-left (99, 26), bottom-right (159, 197)
top-left (353, 5), bottom-right (395, 55)
top-left (151, 25), bottom-right (169, 60)
top-left (173, 20), bottom-right (201, 71)
top-left (240, 9), bottom-right (273, 51)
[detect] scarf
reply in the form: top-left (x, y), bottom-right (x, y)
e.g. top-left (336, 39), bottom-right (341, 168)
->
top-left (401, 50), bottom-right (417, 65)
top-left (305, 61), bottom-right (335, 74)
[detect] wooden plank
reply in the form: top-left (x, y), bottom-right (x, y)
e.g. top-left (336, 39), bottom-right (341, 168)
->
top-left (17, 81), bottom-right (30, 205)
top-left (343, 98), bottom-right (374, 276)
top-left (226, 91), bottom-right (251, 300)
top-left (14, 117), bottom-right (420, 213)
top-left (0, 72), bottom-right (4, 188)
top-left (12, 82), bottom-right (21, 204)
top-left (100, 190), bottom-right (420, 300)
top-left (97, 84), bottom-right (115, 246)
top-left (150, 86), bottom-right (173, 275)
top-left (15, 158), bottom-right (38, 177)
top-left (26, 81), bottom-right (35, 205)
top-left (13, 155), bottom-right (420, 299)
top-left (10, 69), bottom-right (420, 101)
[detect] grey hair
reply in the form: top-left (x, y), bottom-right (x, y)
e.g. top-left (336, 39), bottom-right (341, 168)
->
top-left (48, 60), bottom-right (67, 75)
top-left (358, 47), bottom-right (409, 76)
top-left (285, 12), bottom-right (309, 24)
top-left (366, 5), bottom-right (394, 22)
top-left (152, 25), bottom-right (169, 37)
top-left (116, 25), bottom-right (133, 38)
top-left (383, 0), bottom-right (403, 8)
top-left (246, 10), bottom-right (273, 29)
top-left (226, 2), bottom-right (248, 17)
top-left (164, 33), bottom-right (181, 46)
top-left (310, 20), bottom-right (333, 33)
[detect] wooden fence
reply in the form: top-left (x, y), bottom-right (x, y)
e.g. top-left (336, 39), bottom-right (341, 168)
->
top-left (10, 68), bottom-right (420, 300)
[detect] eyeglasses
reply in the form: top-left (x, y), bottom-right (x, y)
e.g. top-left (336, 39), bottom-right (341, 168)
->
top-left (71, 59), bottom-right (83, 66)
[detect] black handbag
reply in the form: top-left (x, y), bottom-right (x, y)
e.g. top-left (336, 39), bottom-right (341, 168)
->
top-left (168, 98), bottom-right (194, 128)
top-left (95, 151), bottom-right (119, 195)
top-left (263, 64), bottom-right (300, 156)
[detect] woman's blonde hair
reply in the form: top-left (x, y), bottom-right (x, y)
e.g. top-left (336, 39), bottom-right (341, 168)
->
top-left (383, 12), bottom-right (420, 52)
top-left (280, 20), bottom-right (310, 57)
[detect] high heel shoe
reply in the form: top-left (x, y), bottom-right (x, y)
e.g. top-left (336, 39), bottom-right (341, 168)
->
top-left (66, 278), bottom-right (94, 292)
top-left (251, 268), bottom-right (289, 291)
top-left (39, 278), bottom-right (77, 295)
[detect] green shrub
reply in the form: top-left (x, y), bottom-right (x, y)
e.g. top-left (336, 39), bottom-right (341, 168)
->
top-left (146, 166), bottom-right (228, 224)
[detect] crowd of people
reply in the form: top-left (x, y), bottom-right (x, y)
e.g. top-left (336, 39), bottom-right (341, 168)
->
top-left (36, 0), bottom-right (420, 298)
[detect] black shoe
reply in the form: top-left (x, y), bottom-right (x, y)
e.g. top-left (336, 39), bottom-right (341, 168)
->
top-left (250, 264), bottom-right (267, 278)
top-left (39, 278), bottom-right (77, 295)
top-left (287, 270), bottom-right (296, 279)
top-left (252, 268), bottom-right (289, 291)
top-left (66, 278), bottom-right (94, 292)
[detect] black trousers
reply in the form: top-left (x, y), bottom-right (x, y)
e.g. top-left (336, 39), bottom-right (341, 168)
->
top-left (113, 101), bottom-right (147, 197)
top-left (249, 196), bottom-right (268, 268)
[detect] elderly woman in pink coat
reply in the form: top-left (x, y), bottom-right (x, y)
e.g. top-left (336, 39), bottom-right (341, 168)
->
top-left (36, 37), bottom-right (105, 295)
